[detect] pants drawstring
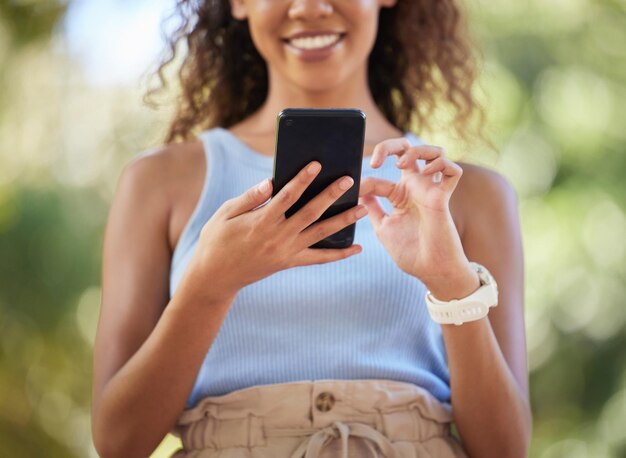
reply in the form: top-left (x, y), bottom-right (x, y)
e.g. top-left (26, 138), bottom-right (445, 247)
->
top-left (264, 420), bottom-right (398, 458)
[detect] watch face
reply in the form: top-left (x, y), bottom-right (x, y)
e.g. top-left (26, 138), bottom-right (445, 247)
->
top-left (471, 262), bottom-right (497, 294)
top-left (473, 263), bottom-right (488, 285)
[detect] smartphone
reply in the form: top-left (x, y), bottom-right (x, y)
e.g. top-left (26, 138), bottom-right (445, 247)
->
top-left (272, 108), bottom-right (366, 249)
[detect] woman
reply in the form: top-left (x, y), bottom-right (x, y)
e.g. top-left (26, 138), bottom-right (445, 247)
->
top-left (91, 0), bottom-right (532, 457)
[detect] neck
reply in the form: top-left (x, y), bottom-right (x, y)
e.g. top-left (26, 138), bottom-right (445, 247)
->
top-left (241, 63), bottom-right (402, 143)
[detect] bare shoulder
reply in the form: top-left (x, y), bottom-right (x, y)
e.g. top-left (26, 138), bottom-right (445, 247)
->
top-left (121, 138), bottom-right (205, 249)
top-left (455, 162), bottom-right (517, 205)
top-left (122, 139), bottom-right (203, 200)
top-left (451, 162), bottom-right (519, 240)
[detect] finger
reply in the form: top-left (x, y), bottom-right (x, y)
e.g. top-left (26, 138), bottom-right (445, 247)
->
top-left (265, 161), bottom-right (321, 220)
top-left (286, 174), bottom-right (355, 232)
top-left (396, 146), bottom-right (445, 172)
top-left (291, 244), bottom-right (363, 267)
top-left (298, 204), bottom-right (368, 249)
top-left (222, 178), bottom-right (273, 219)
top-left (396, 148), bottom-right (425, 173)
top-left (422, 158), bottom-right (463, 189)
top-left (422, 157), bottom-right (461, 177)
top-left (359, 194), bottom-right (387, 230)
top-left (369, 137), bottom-right (411, 168)
top-left (359, 177), bottom-right (396, 199)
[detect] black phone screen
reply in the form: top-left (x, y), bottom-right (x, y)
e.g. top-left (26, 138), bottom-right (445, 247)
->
top-left (272, 108), bottom-right (366, 249)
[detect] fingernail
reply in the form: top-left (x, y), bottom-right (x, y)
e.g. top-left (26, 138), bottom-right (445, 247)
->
top-left (308, 162), bottom-right (321, 174)
top-left (355, 206), bottom-right (368, 218)
top-left (339, 177), bottom-right (354, 190)
top-left (258, 179), bottom-right (270, 193)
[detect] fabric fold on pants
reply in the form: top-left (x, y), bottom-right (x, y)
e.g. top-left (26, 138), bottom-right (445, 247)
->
top-left (170, 379), bottom-right (467, 458)
top-left (282, 420), bottom-right (398, 458)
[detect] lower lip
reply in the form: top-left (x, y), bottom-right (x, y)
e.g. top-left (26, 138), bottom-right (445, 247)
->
top-left (283, 35), bottom-right (345, 62)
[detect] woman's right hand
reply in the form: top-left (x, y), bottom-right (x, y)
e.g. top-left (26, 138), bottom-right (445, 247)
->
top-left (187, 161), bottom-right (368, 297)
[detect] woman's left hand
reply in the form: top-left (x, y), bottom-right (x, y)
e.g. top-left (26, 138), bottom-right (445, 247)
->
top-left (359, 138), bottom-right (471, 284)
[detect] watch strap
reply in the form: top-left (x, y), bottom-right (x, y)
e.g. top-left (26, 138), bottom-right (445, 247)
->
top-left (425, 262), bottom-right (498, 326)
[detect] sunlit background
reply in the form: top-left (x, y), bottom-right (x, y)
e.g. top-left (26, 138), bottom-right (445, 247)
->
top-left (0, 0), bottom-right (625, 457)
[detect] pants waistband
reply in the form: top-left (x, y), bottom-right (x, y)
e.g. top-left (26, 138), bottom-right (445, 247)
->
top-left (172, 379), bottom-right (454, 454)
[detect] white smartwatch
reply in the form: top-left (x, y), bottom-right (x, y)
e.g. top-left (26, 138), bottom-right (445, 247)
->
top-left (425, 262), bottom-right (498, 326)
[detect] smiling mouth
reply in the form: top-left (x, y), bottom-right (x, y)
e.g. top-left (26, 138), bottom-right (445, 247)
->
top-left (281, 33), bottom-right (346, 51)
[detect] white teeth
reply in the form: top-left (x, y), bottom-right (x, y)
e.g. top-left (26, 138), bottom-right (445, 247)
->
top-left (288, 34), bottom-right (341, 50)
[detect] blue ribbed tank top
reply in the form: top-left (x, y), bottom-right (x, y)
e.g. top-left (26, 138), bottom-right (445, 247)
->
top-left (170, 127), bottom-right (451, 409)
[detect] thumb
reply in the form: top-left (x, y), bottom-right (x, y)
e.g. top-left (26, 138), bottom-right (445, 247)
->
top-left (359, 177), bottom-right (395, 198)
top-left (225, 178), bottom-right (273, 218)
top-left (359, 193), bottom-right (387, 231)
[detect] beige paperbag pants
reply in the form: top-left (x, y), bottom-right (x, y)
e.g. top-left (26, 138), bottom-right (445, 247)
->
top-left (170, 379), bottom-right (468, 458)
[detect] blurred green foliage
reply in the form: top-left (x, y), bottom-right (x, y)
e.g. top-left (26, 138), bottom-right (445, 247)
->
top-left (0, 0), bottom-right (67, 48)
top-left (0, 0), bottom-right (625, 457)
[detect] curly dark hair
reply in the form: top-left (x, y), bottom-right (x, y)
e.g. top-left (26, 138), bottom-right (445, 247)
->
top-left (147, 0), bottom-right (488, 149)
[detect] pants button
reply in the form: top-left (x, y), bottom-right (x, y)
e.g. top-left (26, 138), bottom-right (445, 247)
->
top-left (315, 392), bottom-right (335, 412)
